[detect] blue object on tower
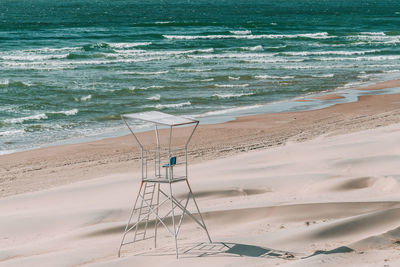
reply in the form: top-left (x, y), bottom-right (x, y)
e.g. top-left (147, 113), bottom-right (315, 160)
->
top-left (163, 156), bottom-right (176, 168)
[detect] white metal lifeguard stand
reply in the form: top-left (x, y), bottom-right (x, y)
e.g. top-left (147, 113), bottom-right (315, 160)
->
top-left (118, 111), bottom-right (212, 258)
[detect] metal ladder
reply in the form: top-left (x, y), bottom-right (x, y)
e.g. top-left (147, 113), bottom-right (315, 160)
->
top-left (133, 182), bottom-right (157, 242)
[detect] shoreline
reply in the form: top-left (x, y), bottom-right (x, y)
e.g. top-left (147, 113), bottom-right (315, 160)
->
top-left (1, 79), bottom-right (400, 198)
top-left (2, 78), bottom-right (400, 157)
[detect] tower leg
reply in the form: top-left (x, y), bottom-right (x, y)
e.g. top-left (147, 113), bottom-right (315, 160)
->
top-left (118, 181), bottom-right (144, 257)
top-left (169, 182), bottom-right (179, 258)
top-left (186, 180), bottom-right (212, 243)
top-left (154, 183), bottom-right (160, 248)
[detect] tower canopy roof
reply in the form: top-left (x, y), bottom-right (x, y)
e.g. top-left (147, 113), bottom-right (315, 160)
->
top-left (122, 111), bottom-right (198, 126)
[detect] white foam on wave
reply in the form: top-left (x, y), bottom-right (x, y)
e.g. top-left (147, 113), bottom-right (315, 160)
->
top-left (240, 45), bottom-right (263, 51)
top-left (4, 113), bottom-right (48, 124)
top-left (0, 129), bottom-right (25, 137)
top-left (22, 81), bottom-right (34, 86)
top-left (228, 76), bottom-right (240, 80)
top-left (311, 74), bottom-right (335, 78)
top-left (0, 79), bottom-right (9, 85)
top-left (164, 32), bottom-right (332, 40)
top-left (255, 75), bottom-right (295, 79)
top-left (140, 85), bottom-right (165, 90)
top-left (1, 54), bottom-right (67, 61)
top-left (359, 32), bottom-right (386, 36)
top-left (215, 84), bottom-right (249, 88)
top-left (279, 64), bottom-right (357, 70)
top-left (155, 21), bottom-right (175, 24)
top-left (80, 95), bottom-right (92, 101)
top-left (318, 55), bottom-right (400, 62)
top-left (2, 57), bottom-right (167, 70)
top-left (265, 45), bottom-right (287, 49)
top-left (338, 81), bottom-right (366, 89)
top-left (175, 68), bottom-right (212, 72)
top-left (200, 78), bottom-right (214, 82)
top-left (49, 109), bottom-right (79, 116)
top-left (146, 94), bottom-right (161, 100)
top-left (115, 48), bottom-right (213, 56)
top-left (25, 47), bottom-right (80, 53)
top-left (189, 52), bottom-right (277, 60)
top-left (155, 101), bottom-right (191, 109)
top-left (349, 34), bottom-right (400, 44)
top-left (383, 69), bottom-right (400, 73)
top-left (212, 92), bottom-right (254, 99)
top-left (123, 70), bottom-right (169, 75)
top-left (230, 30), bottom-right (251, 35)
top-left (0, 79), bottom-right (34, 87)
top-left (0, 149), bottom-right (18, 155)
top-left (110, 42), bottom-right (152, 49)
top-left (282, 50), bottom-right (378, 56)
top-left (246, 58), bottom-right (303, 63)
top-left (194, 104), bottom-right (264, 118)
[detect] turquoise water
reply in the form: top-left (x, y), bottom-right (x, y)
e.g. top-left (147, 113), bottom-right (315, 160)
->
top-left (1, 0), bottom-right (400, 154)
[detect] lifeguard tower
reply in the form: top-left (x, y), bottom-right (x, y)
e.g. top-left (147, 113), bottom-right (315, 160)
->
top-left (118, 111), bottom-right (212, 258)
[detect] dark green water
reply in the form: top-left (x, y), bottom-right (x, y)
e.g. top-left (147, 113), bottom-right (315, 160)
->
top-left (1, 0), bottom-right (400, 153)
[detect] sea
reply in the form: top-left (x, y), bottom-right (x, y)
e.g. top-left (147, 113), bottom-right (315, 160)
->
top-left (1, 0), bottom-right (400, 154)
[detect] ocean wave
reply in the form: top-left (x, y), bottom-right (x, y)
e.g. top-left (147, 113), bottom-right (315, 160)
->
top-left (318, 55), bottom-right (400, 61)
top-left (175, 68), bottom-right (212, 72)
top-left (140, 85), bottom-right (165, 90)
top-left (194, 104), bottom-right (264, 118)
top-left (155, 21), bottom-right (175, 24)
top-left (123, 70), bottom-right (169, 75)
top-left (214, 84), bottom-right (249, 88)
top-left (2, 57), bottom-right (167, 70)
top-left (359, 32), bottom-right (386, 36)
top-left (163, 32), bottom-right (332, 40)
top-left (311, 74), bottom-right (335, 78)
top-left (24, 47), bottom-right (80, 53)
top-left (189, 52), bottom-right (277, 59)
top-left (349, 34), bottom-right (400, 44)
top-left (200, 78), bottom-right (214, 82)
top-left (230, 30), bottom-right (251, 35)
top-left (74, 95), bottom-right (92, 102)
top-left (115, 48), bottom-right (213, 57)
top-left (338, 81), bottom-right (366, 89)
top-left (4, 113), bottom-right (48, 124)
top-left (48, 109), bottom-right (79, 116)
top-left (240, 45), bottom-right (263, 51)
top-left (255, 75), bottom-right (295, 79)
top-left (265, 45), bottom-right (287, 49)
top-left (278, 64), bottom-right (358, 70)
top-left (65, 53), bottom-right (109, 60)
top-left (82, 42), bottom-right (113, 51)
top-left (0, 80), bottom-right (34, 87)
top-left (382, 69), bottom-right (400, 73)
top-left (155, 101), bottom-right (191, 109)
top-left (0, 129), bottom-right (25, 137)
top-left (245, 58), bottom-right (303, 63)
top-left (0, 79), bottom-right (9, 86)
top-left (212, 92), bottom-right (254, 99)
top-left (228, 76), bottom-right (240, 80)
top-left (109, 42), bottom-right (152, 49)
top-left (282, 50), bottom-right (379, 56)
top-left (146, 94), bottom-right (161, 100)
top-left (1, 54), bottom-right (67, 61)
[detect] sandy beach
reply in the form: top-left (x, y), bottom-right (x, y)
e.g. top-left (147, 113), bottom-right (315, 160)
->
top-left (1, 80), bottom-right (400, 266)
